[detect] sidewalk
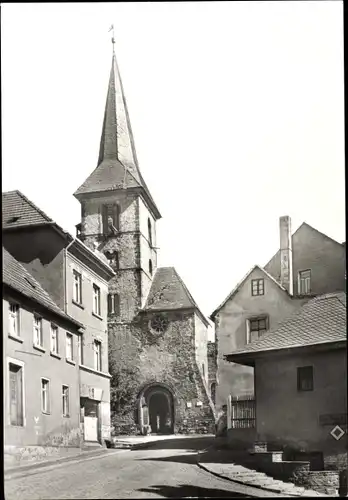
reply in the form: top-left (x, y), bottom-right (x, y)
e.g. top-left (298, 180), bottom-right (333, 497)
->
top-left (197, 447), bottom-right (326, 497)
top-left (4, 446), bottom-right (116, 477)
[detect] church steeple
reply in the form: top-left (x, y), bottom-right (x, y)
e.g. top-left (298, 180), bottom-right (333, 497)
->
top-left (74, 46), bottom-right (161, 220)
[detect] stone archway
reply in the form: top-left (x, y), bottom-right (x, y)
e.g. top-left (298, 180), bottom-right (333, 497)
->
top-left (138, 383), bottom-right (175, 435)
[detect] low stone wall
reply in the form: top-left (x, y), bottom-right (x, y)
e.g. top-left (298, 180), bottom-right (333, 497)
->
top-left (295, 470), bottom-right (339, 496)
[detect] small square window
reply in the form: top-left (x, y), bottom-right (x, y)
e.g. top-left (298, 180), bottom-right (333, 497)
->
top-left (246, 316), bottom-right (268, 343)
top-left (297, 366), bottom-right (313, 392)
top-left (251, 279), bottom-right (264, 296)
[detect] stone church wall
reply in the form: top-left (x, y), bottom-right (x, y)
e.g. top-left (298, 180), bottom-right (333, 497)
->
top-left (109, 310), bottom-right (216, 435)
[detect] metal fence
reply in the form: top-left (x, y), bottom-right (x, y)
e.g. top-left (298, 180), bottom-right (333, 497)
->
top-left (229, 395), bottom-right (256, 429)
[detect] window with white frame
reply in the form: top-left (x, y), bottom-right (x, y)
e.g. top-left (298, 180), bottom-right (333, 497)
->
top-left (73, 270), bottom-right (82, 304)
top-left (246, 317), bottom-right (268, 343)
top-left (9, 303), bottom-right (20, 337)
top-left (94, 340), bottom-right (102, 371)
top-left (62, 385), bottom-right (69, 416)
top-left (33, 315), bottom-right (43, 347)
top-left (50, 324), bottom-right (58, 354)
top-left (251, 279), bottom-right (264, 296)
top-left (298, 269), bottom-right (311, 295)
top-left (93, 284), bottom-right (101, 316)
top-left (41, 378), bottom-right (50, 414)
top-left (66, 333), bottom-right (73, 361)
top-left (9, 362), bottom-right (24, 426)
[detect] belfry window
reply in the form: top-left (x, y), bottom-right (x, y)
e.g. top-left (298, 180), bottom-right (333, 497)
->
top-left (102, 204), bottom-right (120, 234)
top-left (149, 259), bottom-right (153, 276)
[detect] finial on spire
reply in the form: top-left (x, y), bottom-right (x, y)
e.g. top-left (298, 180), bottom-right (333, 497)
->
top-left (108, 24), bottom-right (115, 53)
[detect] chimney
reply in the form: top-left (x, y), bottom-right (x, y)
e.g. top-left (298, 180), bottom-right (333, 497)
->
top-left (279, 216), bottom-right (293, 295)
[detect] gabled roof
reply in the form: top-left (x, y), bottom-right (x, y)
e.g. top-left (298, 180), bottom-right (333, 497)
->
top-left (73, 52), bottom-right (161, 220)
top-left (210, 265), bottom-right (288, 320)
top-left (2, 190), bottom-right (114, 278)
top-left (264, 221), bottom-right (344, 270)
top-left (225, 292), bottom-right (346, 364)
top-left (3, 247), bottom-right (82, 328)
top-left (144, 266), bottom-right (209, 326)
top-left (2, 190), bottom-right (53, 229)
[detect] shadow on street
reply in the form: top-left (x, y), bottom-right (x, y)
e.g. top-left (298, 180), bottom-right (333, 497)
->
top-left (131, 436), bottom-right (217, 452)
top-left (137, 483), bottom-right (251, 498)
top-left (137, 452), bottom-right (198, 465)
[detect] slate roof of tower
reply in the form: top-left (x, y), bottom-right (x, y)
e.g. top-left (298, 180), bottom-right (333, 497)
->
top-left (144, 267), bottom-right (209, 326)
top-left (3, 247), bottom-right (82, 327)
top-left (2, 190), bottom-right (53, 229)
top-left (74, 52), bottom-right (161, 219)
top-left (225, 292), bottom-right (346, 362)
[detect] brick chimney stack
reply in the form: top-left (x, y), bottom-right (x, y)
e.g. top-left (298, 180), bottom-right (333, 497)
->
top-left (279, 216), bottom-right (293, 295)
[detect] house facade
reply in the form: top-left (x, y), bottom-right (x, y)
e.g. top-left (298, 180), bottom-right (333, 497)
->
top-left (2, 191), bottom-right (115, 444)
top-left (226, 292), bottom-right (347, 469)
top-left (211, 216), bottom-right (346, 410)
top-left (73, 50), bottom-right (215, 435)
top-left (3, 248), bottom-right (82, 448)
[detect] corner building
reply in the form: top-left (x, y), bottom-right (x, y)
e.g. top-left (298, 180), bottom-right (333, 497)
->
top-left (74, 49), bottom-right (215, 435)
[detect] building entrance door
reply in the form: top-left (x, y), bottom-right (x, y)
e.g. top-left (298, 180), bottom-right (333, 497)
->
top-left (148, 391), bottom-right (172, 434)
top-left (84, 399), bottom-right (99, 442)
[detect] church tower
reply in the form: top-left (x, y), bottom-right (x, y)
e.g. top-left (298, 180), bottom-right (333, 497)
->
top-left (74, 49), bottom-right (160, 319)
top-left (74, 44), bottom-right (215, 436)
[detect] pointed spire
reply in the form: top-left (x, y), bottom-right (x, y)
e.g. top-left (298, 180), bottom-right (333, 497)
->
top-left (74, 38), bottom-right (161, 220)
top-left (97, 51), bottom-right (140, 183)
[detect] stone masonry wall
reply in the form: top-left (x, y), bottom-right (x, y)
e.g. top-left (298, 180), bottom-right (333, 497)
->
top-left (108, 310), bottom-right (215, 435)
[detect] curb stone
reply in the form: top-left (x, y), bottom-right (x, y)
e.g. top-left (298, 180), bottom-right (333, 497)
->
top-left (196, 446), bottom-right (327, 497)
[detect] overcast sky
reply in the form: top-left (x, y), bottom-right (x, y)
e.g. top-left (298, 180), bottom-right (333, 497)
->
top-left (1, 2), bottom-right (345, 339)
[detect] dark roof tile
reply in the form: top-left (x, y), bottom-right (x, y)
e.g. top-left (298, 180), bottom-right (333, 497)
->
top-left (144, 266), bottom-right (208, 325)
top-left (2, 190), bottom-right (52, 229)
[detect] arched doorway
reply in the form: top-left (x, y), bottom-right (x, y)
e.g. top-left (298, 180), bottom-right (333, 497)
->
top-left (138, 384), bottom-right (174, 435)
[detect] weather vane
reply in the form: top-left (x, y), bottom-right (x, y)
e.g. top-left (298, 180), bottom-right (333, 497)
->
top-left (108, 24), bottom-right (115, 52)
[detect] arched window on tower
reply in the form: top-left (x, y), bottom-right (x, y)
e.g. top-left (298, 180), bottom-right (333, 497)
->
top-left (148, 217), bottom-right (152, 247)
top-left (149, 259), bottom-right (153, 276)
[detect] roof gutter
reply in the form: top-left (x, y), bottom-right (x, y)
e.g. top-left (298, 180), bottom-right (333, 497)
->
top-left (224, 340), bottom-right (347, 366)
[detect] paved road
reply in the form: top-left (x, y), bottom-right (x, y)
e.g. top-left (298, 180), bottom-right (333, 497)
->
top-left (4, 437), bottom-right (281, 499)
